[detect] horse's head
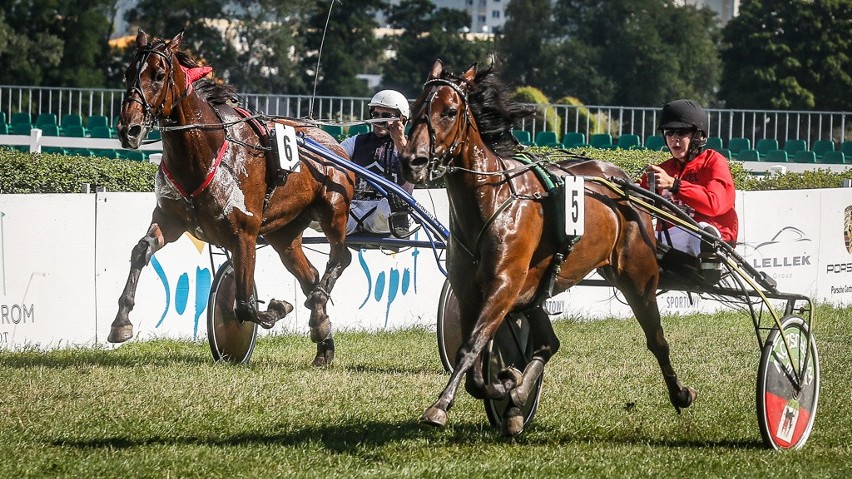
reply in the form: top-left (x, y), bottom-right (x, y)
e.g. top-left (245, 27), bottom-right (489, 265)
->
top-left (400, 60), bottom-right (478, 184)
top-left (117, 31), bottom-right (190, 149)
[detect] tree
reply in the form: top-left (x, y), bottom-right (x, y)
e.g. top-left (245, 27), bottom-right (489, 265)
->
top-left (382, 0), bottom-right (494, 98)
top-left (720, 0), bottom-right (852, 110)
top-left (299, 0), bottom-right (384, 99)
top-left (0, 1), bottom-right (112, 87)
top-left (497, 0), bottom-right (721, 107)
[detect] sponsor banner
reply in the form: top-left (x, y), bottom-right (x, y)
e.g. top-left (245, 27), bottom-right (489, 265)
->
top-left (738, 190), bottom-right (820, 300)
top-left (816, 189), bottom-right (852, 304)
top-left (0, 194), bottom-right (97, 349)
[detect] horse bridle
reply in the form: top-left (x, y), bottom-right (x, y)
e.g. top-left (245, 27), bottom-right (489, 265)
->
top-left (122, 44), bottom-right (181, 131)
top-left (416, 78), bottom-right (474, 181)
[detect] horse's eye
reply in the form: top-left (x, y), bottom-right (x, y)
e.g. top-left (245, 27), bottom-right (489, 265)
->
top-left (444, 107), bottom-right (458, 118)
top-left (153, 71), bottom-right (166, 82)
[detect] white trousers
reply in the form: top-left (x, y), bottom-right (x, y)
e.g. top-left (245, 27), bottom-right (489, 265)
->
top-left (347, 199), bottom-right (391, 235)
top-left (658, 222), bottom-right (719, 257)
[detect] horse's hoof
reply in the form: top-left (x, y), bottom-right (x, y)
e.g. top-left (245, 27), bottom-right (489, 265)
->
top-left (107, 324), bottom-right (133, 343)
top-left (309, 320), bottom-right (331, 343)
top-left (501, 406), bottom-right (524, 437)
top-left (268, 299), bottom-right (293, 318)
top-left (498, 366), bottom-right (523, 390)
top-left (311, 339), bottom-right (334, 368)
top-left (419, 406), bottom-right (448, 428)
top-left (673, 387), bottom-right (697, 414)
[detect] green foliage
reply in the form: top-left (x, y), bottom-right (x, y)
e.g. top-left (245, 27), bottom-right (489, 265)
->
top-left (512, 86), bottom-right (561, 139)
top-left (0, 150), bottom-right (157, 193)
top-left (383, 0), bottom-right (495, 98)
top-left (720, 0), bottom-right (852, 110)
top-left (500, 0), bottom-right (721, 107)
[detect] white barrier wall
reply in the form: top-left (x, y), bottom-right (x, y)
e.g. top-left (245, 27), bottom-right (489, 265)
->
top-left (1, 188), bottom-right (851, 350)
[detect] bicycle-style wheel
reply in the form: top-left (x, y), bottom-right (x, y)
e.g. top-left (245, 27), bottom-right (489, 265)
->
top-left (207, 260), bottom-right (258, 363)
top-left (756, 315), bottom-right (820, 450)
top-left (482, 314), bottom-right (543, 431)
top-left (437, 278), bottom-right (462, 372)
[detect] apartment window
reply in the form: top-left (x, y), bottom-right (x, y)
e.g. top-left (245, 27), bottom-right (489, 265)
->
top-left (492, 10), bottom-right (500, 18)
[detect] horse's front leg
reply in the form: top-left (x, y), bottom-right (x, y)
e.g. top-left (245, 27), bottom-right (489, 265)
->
top-left (109, 219), bottom-right (178, 343)
top-left (232, 234), bottom-right (291, 330)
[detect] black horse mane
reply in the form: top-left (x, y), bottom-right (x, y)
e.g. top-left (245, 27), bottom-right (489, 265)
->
top-left (446, 65), bottom-right (533, 157)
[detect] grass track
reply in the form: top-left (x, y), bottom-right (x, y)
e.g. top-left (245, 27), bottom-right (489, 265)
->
top-left (1, 306), bottom-right (850, 478)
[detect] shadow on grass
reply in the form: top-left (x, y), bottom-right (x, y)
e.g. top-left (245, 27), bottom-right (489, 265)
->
top-left (0, 349), bottom-right (211, 369)
top-left (48, 419), bottom-right (765, 452)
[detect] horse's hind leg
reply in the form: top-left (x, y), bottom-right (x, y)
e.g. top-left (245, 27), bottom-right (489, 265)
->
top-left (109, 218), bottom-right (180, 343)
top-left (609, 269), bottom-right (696, 412)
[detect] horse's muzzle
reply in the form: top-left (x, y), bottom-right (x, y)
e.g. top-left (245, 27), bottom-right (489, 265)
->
top-left (401, 154), bottom-right (429, 184)
top-left (117, 122), bottom-right (145, 150)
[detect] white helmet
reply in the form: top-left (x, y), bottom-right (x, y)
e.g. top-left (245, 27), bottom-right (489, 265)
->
top-left (369, 90), bottom-right (410, 120)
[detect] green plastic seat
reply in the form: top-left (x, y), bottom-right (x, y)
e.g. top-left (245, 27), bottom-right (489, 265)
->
top-left (321, 125), bottom-right (344, 138)
top-left (534, 131), bottom-right (560, 147)
top-left (89, 126), bottom-right (114, 139)
top-left (756, 138), bottom-right (779, 159)
top-left (61, 125), bottom-right (87, 137)
top-left (705, 137), bottom-right (724, 150)
top-left (40, 124), bottom-right (60, 136)
top-left (712, 147), bottom-right (732, 160)
top-left (765, 149), bottom-right (788, 163)
top-left (783, 139), bottom-right (808, 157)
top-left (727, 137), bottom-right (751, 156)
top-left (811, 140), bottom-right (835, 159)
top-left (792, 150), bottom-right (816, 163)
top-left (589, 133), bottom-right (613, 149)
top-left (614, 134), bottom-right (641, 150)
top-left (10, 112), bottom-right (32, 127)
top-left (87, 115), bottom-right (110, 129)
top-left (560, 132), bottom-right (586, 148)
top-left (821, 151), bottom-right (845, 164)
top-left (347, 124), bottom-right (371, 136)
top-left (36, 113), bottom-right (58, 129)
top-left (737, 148), bottom-right (760, 162)
top-left (644, 135), bottom-right (666, 151)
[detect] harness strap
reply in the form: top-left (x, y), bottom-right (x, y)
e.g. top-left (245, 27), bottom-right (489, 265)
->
top-left (160, 139), bottom-right (229, 199)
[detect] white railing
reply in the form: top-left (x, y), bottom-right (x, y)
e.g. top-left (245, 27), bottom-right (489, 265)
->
top-left (0, 129), bottom-right (162, 160)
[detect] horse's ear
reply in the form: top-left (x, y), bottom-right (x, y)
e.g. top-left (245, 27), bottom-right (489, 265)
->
top-left (461, 63), bottom-right (478, 83)
top-left (428, 59), bottom-right (444, 80)
top-left (136, 30), bottom-right (149, 49)
top-left (168, 31), bottom-right (185, 52)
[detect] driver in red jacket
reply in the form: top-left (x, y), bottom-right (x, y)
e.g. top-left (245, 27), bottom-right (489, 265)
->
top-left (641, 99), bottom-right (739, 257)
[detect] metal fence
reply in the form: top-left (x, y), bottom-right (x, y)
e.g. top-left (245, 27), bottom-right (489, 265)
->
top-left (2, 85), bottom-right (849, 147)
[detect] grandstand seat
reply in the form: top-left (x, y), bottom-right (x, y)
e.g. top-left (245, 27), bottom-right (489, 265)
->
top-left (347, 123), bottom-right (370, 136)
top-left (705, 136), bottom-right (724, 150)
top-left (841, 140), bottom-right (852, 158)
top-left (756, 138), bottom-right (779, 159)
top-left (0, 123), bottom-right (7, 135)
top-left (614, 134), bottom-right (641, 150)
top-left (783, 139), bottom-right (807, 156)
top-left (821, 151), bottom-right (845, 164)
top-left (61, 114), bottom-right (84, 129)
top-left (811, 140), bottom-right (835, 159)
top-left (61, 125), bottom-right (87, 137)
top-left (146, 129), bottom-right (161, 141)
top-left (712, 147), bottom-right (732, 160)
top-left (0, 111), bottom-right (6, 125)
top-left (321, 124), bottom-right (344, 138)
top-left (765, 149), bottom-right (788, 163)
top-left (534, 131), bottom-right (560, 147)
top-left (92, 149), bottom-right (119, 159)
top-left (727, 137), bottom-right (751, 156)
top-left (36, 113), bottom-right (58, 129)
top-left (644, 135), bottom-right (666, 151)
top-left (40, 124), bottom-right (60, 136)
top-left (118, 150), bottom-right (146, 161)
top-left (589, 133), bottom-right (613, 149)
top-left (792, 150), bottom-right (816, 163)
top-left (512, 130), bottom-right (532, 146)
top-left (89, 126), bottom-right (114, 139)
top-left (737, 149), bottom-right (760, 162)
top-left (560, 132), bottom-right (586, 148)
top-left (10, 123), bottom-right (32, 135)
top-left (10, 112), bottom-right (32, 128)
top-left (86, 115), bottom-right (110, 129)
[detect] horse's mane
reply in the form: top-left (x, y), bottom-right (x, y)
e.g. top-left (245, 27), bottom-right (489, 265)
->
top-left (449, 65), bottom-right (534, 157)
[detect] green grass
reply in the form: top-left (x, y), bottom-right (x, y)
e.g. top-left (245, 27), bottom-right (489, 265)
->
top-left (1, 306), bottom-right (850, 478)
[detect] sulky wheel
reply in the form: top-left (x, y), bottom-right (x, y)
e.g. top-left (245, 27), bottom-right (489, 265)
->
top-left (436, 278), bottom-right (462, 372)
top-left (756, 314), bottom-right (820, 450)
top-left (207, 260), bottom-right (258, 363)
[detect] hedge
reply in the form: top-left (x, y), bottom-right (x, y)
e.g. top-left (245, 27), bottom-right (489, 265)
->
top-left (0, 148), bottom-right (849, 194)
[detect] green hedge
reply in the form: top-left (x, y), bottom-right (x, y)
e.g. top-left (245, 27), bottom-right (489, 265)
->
top-left (0, 148), bottom-right (849, 194)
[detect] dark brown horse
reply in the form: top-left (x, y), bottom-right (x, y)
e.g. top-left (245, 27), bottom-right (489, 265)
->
top-left (112, 31), bottom-right (354, 367)
top-left (400, 60), bottom-right (696, 435)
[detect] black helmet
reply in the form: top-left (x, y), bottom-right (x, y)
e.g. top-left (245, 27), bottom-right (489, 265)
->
top-left (658, 99), bottom-right (708, 135)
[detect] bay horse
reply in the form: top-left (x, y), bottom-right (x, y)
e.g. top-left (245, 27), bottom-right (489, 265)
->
top-left (112, 31), bottom-right (355, 367)
top-left (400, 60), bottom-right (696, 436)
